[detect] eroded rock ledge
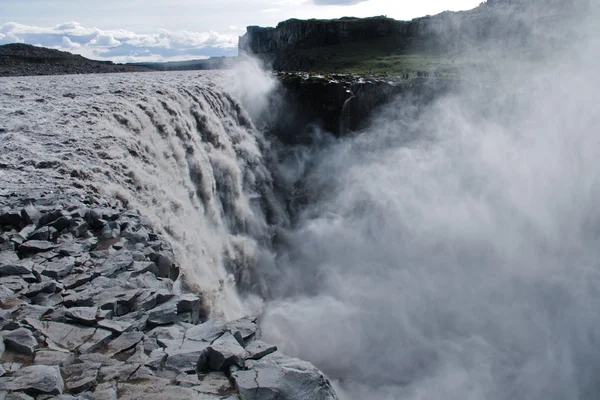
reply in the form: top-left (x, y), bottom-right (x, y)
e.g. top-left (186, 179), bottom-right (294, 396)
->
top-left (0, 193), bottom-right (337, 400)
top-left (270, 72), bottom-right (457, 144)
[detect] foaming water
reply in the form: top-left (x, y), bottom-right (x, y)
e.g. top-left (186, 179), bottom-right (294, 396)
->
top-left (261, 8), bottom-right (600, 400)
top-left (0, 71), bottom-right (283, 318)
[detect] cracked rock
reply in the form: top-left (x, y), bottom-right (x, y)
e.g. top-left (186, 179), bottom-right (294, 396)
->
top-left (0, 365), bottom-right (64, 395)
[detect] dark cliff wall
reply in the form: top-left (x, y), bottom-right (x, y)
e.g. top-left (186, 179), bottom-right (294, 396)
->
top-left (267, 73), bottom-right (457, 144)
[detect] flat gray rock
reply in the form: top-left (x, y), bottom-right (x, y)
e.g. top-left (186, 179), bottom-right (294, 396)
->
top-left (26, 319), bottom-right (111, 353)
top-left (2, 328), bottom-right (38, 356)
top-left (107, 332), bottom-right (144, 354)
top-left (245, 340), bottom-right (277, 360)
top-left (41, 259), bottom-right (75, 278)
top-left (19, 240), bottom-right (57, 254)
top-left (0, 257), bottom-right (33, 276)
top-left (65, 307), bottom-right (98, 325)
top-left (93, 381), bottom-right (117, 400)
top-left (147, 301), bottom-right (178, 326)
top-left (185, 319), bottom-right (226, 344)
top-left (34, 350), bottom-right (73, 366)
top-left (0, 365), bottom-right (64, 395)
top-left (62, 362), bottom-right (100, 393)
top-left (97, 319), bottom-right (132, 334)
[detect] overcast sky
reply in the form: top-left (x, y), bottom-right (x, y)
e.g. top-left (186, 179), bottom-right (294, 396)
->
top-left (0, 0), bottom-right (481, 62)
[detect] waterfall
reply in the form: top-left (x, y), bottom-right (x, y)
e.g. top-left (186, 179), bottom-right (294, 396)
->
top-left (0, 71), bottom-right (285, 319)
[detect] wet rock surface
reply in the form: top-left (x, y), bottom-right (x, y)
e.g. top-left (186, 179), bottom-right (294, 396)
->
top-left (0, 199), bottom-right (337, 399)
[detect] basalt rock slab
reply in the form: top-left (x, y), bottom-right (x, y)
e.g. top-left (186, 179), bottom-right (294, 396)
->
top-left (0, 365), bottom-right (64, 395)
top-left (231, 354), bottom-right (337, 400)
top-left (19, 241), bottom-right (56, 255)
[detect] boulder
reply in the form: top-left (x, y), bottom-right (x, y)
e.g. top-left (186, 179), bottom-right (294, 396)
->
top-left (197, 332), bottom-right (245, 373)
top-left (231, 354), bottom-right (337, 400)
top-left (2, 328), bottom-right (38, 356)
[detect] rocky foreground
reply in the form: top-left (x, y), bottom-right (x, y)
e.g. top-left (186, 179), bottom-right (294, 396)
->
top-left (0, 193), bottom-right (337, 400)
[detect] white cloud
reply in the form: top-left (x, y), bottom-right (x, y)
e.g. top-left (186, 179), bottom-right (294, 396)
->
top-left (61, 36), bottom-right (81, 49)
top-left (0, 21), bottom-right (239, 62)
top-left (262, 8), bottom-right (282, 13)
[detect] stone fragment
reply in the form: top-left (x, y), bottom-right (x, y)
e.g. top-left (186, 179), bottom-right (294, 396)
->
top-left (24, 280), bottom-right (56, 298)
top-left (231, 354), bottom-right (337, 400)
top-left (0, 258), bottom-right (33, 276)
top-left (227, 317), bottom-right (259, 344)
top-left (147, 301), bottom-right (178, 326)
top-left (176, 294), bottom-right (202, 324)
top-left (107, 332), bottom-right (144, 354)
top-left (197, 332), bottom-right (245, 373)
top-left (101, 222), bottom-right (121, 239)
top-left (62, 273), bottom-right (93, 290)
top-left (165, 343), bottom-right (210, 373)
top-left (62, 363), bottom-right (100, 393)
top-left (50, 216), bottom-right (71, 232)
top-left (0, 210), bottom-right (22, 228)
top-left (41, 259), bottom-right (75, 278)
top-left (185, 319), bottom-right (226, 344)
top-left (2, 328), bottom-right (38, 356)
top-left (85, 209), bottom-right (105, 229)
top-left (26, 319), bottom-right (110, 353)
top-left (78, 329), bottom-right (113, 354)
top-left (93, 381), bottom-right (117, 400)
top-left (97, 320), bottom-right (132, 334)
top-left (195, 372), bottom-right (234, 395)
top-left (117, 377), bottom-right (222, 400)
top-left (19, 241), bottom-right (56, 255)
top-left (34, 350), bottom-right (73, 366)
top-left (148, 252), bottom-right (178, 280)
top-left (28, 227), bottom-right (51, 241)
top-left (13, 305), bottom-right (51, 321)
top-left (145, 349), bottom-right (166, 370)
top-left (65, 307), bottom-right (98, 326)
top-left (130, 261), bottom-right (158, 276)
top-left (96, 252), bottom-right (133, 277)
top-left (21, 206), bottom-right (42, 227)
top-left (39, 210), bottom-right (64, 228)
top-left (0, 365), bottom-right (64, 395)
top-left (245, 340), bottom-right (277, 360)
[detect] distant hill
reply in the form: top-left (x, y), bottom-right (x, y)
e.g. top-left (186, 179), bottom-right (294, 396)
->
top-left (0, 43), bottom-right (151, 77)
top-left (131, 57), bottom-right (237, 71)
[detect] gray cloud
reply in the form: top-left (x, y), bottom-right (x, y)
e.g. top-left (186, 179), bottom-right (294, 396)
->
top-left (312, 0), bottom-right (368, 5)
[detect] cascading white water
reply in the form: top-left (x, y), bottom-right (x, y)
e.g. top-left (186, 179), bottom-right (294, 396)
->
top-left (0, 70), bottom-right (284, 319)
top-left (260, 6), bottom-right (600, 400)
